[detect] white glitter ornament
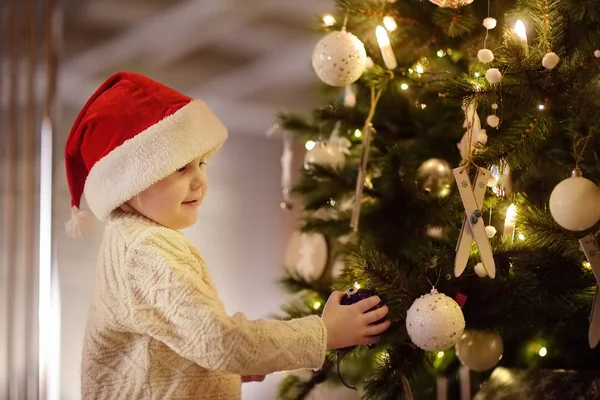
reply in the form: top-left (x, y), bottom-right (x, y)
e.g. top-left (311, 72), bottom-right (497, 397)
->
top-left (549, 168), bottom-right (600, 231)
top-left (485, 68), bottom-right (502, 84)
top-left (483, 18), bottom-right (497, 30)
top-left (477, 49), bottom-right (494, 64)
top-left (474, 262), bottom-right (488, 277)
top-left (487, 115), bottom-right (500, 128)
top-left (304, 141), bottom-right (346, 170)
top-left (485, 225), bottom-right (497, 238)
top-left (542, 52), bottom-right (560, 70)
top-left (312, 29), bottom-right (367, 87)
top-left (406, 289), bottom-right (465, 351)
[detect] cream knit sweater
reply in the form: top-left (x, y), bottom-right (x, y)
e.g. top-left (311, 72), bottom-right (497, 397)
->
top-left (81, 211), bottom-right (327, 399)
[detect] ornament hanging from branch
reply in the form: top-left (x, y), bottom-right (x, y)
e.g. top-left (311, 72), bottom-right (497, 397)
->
top-left (454, 167), bottom-right (496, 278)
top-left (456, 330), bottom-right (504, 371)
top-left (406, 289), bottom-right (465, 351)
top-left (312, 27), bottom-right (367, 87)
top-left (580, 234), bottom-right (600, 348)
top-left (457, 101), bottom-right (483, 161)
top-left (284, 231), bottom-right (329, 282)
top-left (416, 158), bottom-right (454, 197)
top-left (280, 131), bottom-right (294, 210)
top-left (549, 168), bottom-right (600, 231)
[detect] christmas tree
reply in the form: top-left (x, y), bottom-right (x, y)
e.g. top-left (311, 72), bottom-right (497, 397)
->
top-left (275, 0), bottom-right (600, 399)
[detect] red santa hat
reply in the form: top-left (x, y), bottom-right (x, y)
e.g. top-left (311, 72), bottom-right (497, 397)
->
top-left (64, 71), bottom-right (228, 237)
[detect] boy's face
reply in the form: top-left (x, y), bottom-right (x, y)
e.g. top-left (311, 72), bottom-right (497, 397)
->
top-left (125, 156), bottom-right (208, 230)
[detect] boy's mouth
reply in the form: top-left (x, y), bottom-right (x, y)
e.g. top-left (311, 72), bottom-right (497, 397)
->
top-left (182, 199), bottom-right (200, 206)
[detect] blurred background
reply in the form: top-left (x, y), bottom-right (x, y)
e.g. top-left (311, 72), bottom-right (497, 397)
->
top-left (0, 0), bottom-right (355, 399)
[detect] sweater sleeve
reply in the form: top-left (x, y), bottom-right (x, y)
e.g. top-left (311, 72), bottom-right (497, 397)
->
top-left (123, 229), bottom-right (327, 375)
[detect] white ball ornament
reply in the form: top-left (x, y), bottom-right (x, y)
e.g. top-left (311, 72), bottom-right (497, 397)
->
top-left (483, 18), bottom-right (497, 30)
top-left (477, 49), bottom-right (494, 64)
top-left (312, 29), bottom-right (367, 87)
top-left (485, 225), bottom-right (497, 238)
top-left (456, 330), bottom-right (504, 371)
top-left (542, 52), bottom-right (560, 70)
top-left (474, 262), bottom-right (488, 277)
top-left (304, 141), bottom-right (346, 170)
top-left (491, 103), bottom-right (499, 110)
top-left (549, 168), bottom-right (600, 231)
top-left (487, 115), bottom-right (500, 128)
top-left (485, 68), bottom-right (502, 84)
top-left (595, 50), bottom-right (600, 58)
top-left (406, 289), bottom-right (465, 351)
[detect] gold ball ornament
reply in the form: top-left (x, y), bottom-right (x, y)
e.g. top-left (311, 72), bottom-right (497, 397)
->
top-left (456, 330), bottom-right (504, 371)
top-left (416, 158), bottom-right (454, 197)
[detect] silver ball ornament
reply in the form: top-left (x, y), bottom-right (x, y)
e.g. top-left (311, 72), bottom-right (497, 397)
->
top-left (456, 330), bottom-right (504, 371)
top-left (549, 168), bottom-right (600, 231)
top-left (312, 30), bottom-right (367, 87)
top-left (406, 289), bottom-right (465, 351)
top-left (416, 158), bottom-right (454, 197)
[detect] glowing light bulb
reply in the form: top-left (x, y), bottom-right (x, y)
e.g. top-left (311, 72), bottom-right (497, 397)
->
top-left (354, 129), bottom-right (362, 138)
top-left (518, 233), bottom-right (525, 241)
top-left (375, 25), bottom-right (398, 69)
top-left (437, 49), bottom-right (445, 57)
top-left (400, 83), bottom-right (409, 90)
top-left (415, 64), bottom-right (424, 74)
top-left (474, 72), bottom-right (480, 78)
top-left (514, 20), bottom-right (527, 41)
top-left (539, 347), bottom-right (547, 357)
top-left (383, 15), bottom-right (397, 31)
top-left (538, 104), bottom-right (545, 110)
top-left (313, 301), bottom-right (322, 310)
top-left (353, 282), bottom-right (361, 289)
top-left (305, 140), bottom-right (316, 150)
top-left (437, 351), bottom-right (445, 358)
top-left (322, 14), bottom-right (336, 27)
top-left (584, 261), bottom-right (592, 269)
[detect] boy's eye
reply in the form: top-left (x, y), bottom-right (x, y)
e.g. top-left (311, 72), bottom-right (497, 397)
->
top-left (177, 166), bottom-right (187, 173)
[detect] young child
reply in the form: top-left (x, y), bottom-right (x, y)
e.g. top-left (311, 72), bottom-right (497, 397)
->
top-left (64, 72), bottom-right (391, 399)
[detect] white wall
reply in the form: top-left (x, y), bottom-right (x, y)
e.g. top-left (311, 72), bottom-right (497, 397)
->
top-left (55, 134), bottom-right (298, 399)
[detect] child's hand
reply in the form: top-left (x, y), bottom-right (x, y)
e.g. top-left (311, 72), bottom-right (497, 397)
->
top-left (321, 291), bottom-right (391, 350)
top-left (242, 375), bottom-right (266, 383)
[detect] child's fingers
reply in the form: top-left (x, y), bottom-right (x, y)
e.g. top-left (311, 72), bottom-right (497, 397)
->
top-left (328, 290), bottom-right (345, 305)
top-left (364, 320), bottom-right (391, 336)
top-left (363, 305), bottom-right (389, 323)
top-left (354, 296), bottom-right (381, 312)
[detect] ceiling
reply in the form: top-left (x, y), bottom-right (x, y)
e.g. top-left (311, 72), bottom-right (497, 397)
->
top-left (58, 0), bottom-right (333, 136)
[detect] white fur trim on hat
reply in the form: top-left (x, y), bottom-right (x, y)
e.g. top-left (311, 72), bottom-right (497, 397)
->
top-left (83, 100), bottom-right (227, 220)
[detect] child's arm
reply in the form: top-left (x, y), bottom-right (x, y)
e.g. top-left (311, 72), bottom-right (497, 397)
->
top-left (124, 230), bottom-right (327, 376)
